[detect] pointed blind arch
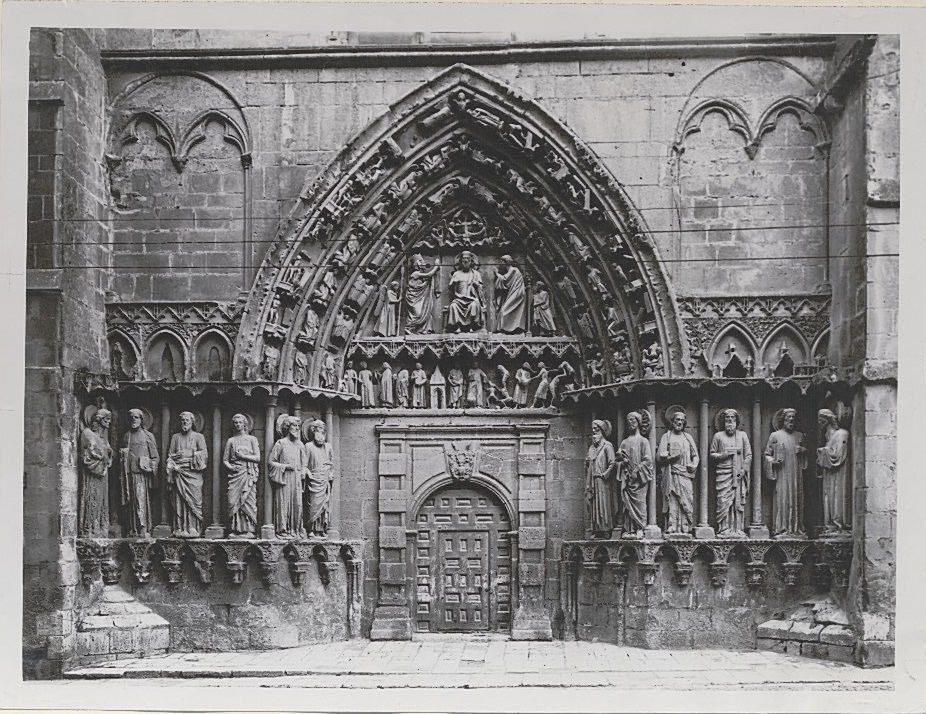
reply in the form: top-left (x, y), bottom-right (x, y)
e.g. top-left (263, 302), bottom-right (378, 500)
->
top-left (235, 64), bottom-right (685, 387)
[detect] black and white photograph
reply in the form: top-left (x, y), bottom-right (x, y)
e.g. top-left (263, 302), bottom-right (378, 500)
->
top-left (1, 2), bottom-right (921, 711)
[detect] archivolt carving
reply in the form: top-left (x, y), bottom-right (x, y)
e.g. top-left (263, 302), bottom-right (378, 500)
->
top-left (235, 65), bottom-right (685, 388)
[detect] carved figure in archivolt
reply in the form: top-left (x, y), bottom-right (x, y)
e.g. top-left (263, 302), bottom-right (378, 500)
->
top-left (224, 413), bottom-right (260, 539)
top-left (358, 361), bottom-right (376, 407)
top-left (395, 366), bottom-right (410, 407)
top-left (404, 254), bottom-right (440, 335)
top-left (466, 365), bottom-right (488, 408)
top-left (379, 362), bottom-right (394, 407)
top-left (531, 281), bottom-right (556, 336)
top-left (166, 411), bottom-right (208, 538)
top-left (493, 254), bottom-right (526, 334)
top-left (300, 308), bottom-right (319, 342)
top-left (817, 408), bottom-right (851, 535)
top-left (514, 363), bottom-right (533, 408)
top-left (261, 343), bottom-right (280, 380)
top-left (120, 408), bottom-right (159, 538)
top-left (448, 367), bottom-right (465, 408)
top-left (532, 363), bottom-right (551, 408)
top-left (617, 411), bottom-right (653, 539)
top-left (765, 408), bottom-right (807, 537)
top-left (340, 360), bottom-right (358, 395)
top-left (320, 353), bottom-right (337, 390)
top-left (293, 350), bottom-right (309, 386)
top-left (268, 416), bottom-right (308, 539)
top-left (304, 420), bottom-right (334, 537)
top-left (411, 363), bottom-right (428, 408)
top-left (658, 409), bottom-right (698, 536)
top-left (80, 408), bottom-right (113, 537)
top-left (710, 409), bottom-right (752, 538)
top-left (373, 281), bottom-right (401, 337)
top-left (586, 419), bottom-right (618, 539)
top-left (446, 251), bottom-right (486, 333)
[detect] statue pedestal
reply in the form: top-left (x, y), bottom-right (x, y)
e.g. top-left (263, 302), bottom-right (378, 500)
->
top-left (693, 526), bottom-right (716, 539)
top-left (748, 525), bottom-right (771, 539)
top-left (260, 525), bottom-right (277, 540)
top-left (643, 525), bottom-right (662, 539)
top-left (152, 525), bottom-right (171, 539)
top-left (203, 525), bottom-right (224, 539)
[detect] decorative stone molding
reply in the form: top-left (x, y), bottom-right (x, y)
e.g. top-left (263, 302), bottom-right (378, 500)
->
top-left (75, 537), bottom-right (361, 588)
top-left (560, 538), bottom-right (847, 590)
top-left (107, 302), bottom-right (240, 383)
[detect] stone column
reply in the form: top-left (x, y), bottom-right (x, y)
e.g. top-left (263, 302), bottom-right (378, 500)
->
top-left (643, 400), bottom-right (662, 539)
top-left (203, 403), bottom-right (224, 538)
top-left (261, 396), bottom-right (277, 539)
top-left (613, 406), bottom-right (623, 538)
top-left (748, 396), bottom-right (770, 539)
top-left (511, 425), bottom-right (552, 640)
top-left (324, 402), bottom-right (340, 540)
top-left (694, 398), bottom-right (715, 539)
top-left (152, 403), bottom-right (172, 538)
top-left (370, 431), bottom-right (411, 640)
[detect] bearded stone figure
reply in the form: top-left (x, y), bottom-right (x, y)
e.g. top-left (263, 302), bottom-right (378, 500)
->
top-left (304, 420), bottom-right (334, 536)
top-left (446, 251), bottom-right (486, 333)
top-left (657, 409), bottom-right (698, 536)
top-left (586, 419), bottom-right (617, 538)
top-left (268, 416), bottom-right (308, 539)
top-left (120, 408), bottom-right (159, 538)
top-left (166, 411), bottom-right (208, 538)
top-left (710, 409), bottom-right (752, 538)
top-left (764, 408), bottom-right (808, 537)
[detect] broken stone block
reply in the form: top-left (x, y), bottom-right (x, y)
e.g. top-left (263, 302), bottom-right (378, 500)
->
top-left (819, 624), bottom-right (854, 647)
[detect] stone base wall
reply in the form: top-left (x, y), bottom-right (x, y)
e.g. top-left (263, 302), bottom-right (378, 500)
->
top-left (571, 557), bottom-right (825, 650)
top-left (75, 538), bottom-right (360, 653)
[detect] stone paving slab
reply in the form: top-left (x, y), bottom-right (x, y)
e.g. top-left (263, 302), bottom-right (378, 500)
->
top-left (64, 638), bottom-right (893, 690)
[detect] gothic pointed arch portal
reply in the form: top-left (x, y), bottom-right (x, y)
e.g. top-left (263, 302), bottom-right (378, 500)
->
top-left (235, 65), bottom-right (685, 391)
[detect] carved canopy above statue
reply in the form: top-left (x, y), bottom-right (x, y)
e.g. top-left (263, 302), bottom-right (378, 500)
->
top-left (234, 65), bottom-right (686, 390)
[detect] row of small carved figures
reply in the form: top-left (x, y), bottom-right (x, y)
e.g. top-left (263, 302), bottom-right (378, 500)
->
top-left (560, 539), bottom-right (852, 589)
top-left (76, 538), bottom-right (361, 589)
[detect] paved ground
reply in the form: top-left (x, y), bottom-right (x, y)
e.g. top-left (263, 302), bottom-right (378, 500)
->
top-left (64, 635), bottom-right (893, 690)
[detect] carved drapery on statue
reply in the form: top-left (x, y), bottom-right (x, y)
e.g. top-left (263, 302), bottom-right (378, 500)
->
top-left (233, 66), bottom-right (684, 399)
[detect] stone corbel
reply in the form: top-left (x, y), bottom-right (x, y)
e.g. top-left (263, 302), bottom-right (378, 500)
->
top-left (673, 562), bottom-right (694, 587)
top-left (781, 562), bottom-right (803, 587)
top-left (76, 541), bottom-right (105, 586)
top-left (187, 542), bottom-right (216, 584)
top-left (220, 542), bottom-right (251, 585)
top-left (709, 562), bottom-right (729, 587)
top-left (745, 562), bottom-right (767, 588)
top-left (255, 543), bottom-right (284, 587)
top-left (128, 541), bottom-right (155, 584)
top-left (158, 541), bottom-right (185, 585)
top-left (638, 561), bottom-right (658, 586)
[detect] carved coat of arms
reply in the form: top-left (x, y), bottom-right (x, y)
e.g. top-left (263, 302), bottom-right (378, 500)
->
top-left (444, 442), bottom-right (481, 481)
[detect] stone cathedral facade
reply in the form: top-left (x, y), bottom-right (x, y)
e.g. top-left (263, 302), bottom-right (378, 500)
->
top-left (23, 30), bottom-right (898, 677)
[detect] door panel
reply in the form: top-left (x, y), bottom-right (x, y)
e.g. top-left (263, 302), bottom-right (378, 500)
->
top-left (439, 531), bottom-right (488, 630)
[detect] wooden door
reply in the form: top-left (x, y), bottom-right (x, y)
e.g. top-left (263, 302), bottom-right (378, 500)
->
top-left (414, 486), bottom-right (511, 633)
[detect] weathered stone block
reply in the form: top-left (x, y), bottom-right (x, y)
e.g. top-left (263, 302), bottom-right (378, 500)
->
top-left (827, 643), bottom-right (856, 663)
top-left (756, 619), bottom-right (792, 639)
top-left (789, 621), bottom-right (824, 642)
top-left (855, 639), bottom-right (894, 667)
top-left (819, 624), bottom-right (854, 646)
top-left (801, 642), bottom-right (830, 660)
top-left (76, 630), bottom-right (109, 656)
top-left (518, 455), bottom-right (545, 475)
top-left (757, 637), bottom-right (787, 653)
top-left (518, 527), bottom-right (545, 548)
top-left (859, 612), bottom-right (891, 640)
top-left (379, 526), bottom-right (406, 547)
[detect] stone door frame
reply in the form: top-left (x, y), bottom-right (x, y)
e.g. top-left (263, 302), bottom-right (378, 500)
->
top-left (370, 422), bottom-right (552, 640)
